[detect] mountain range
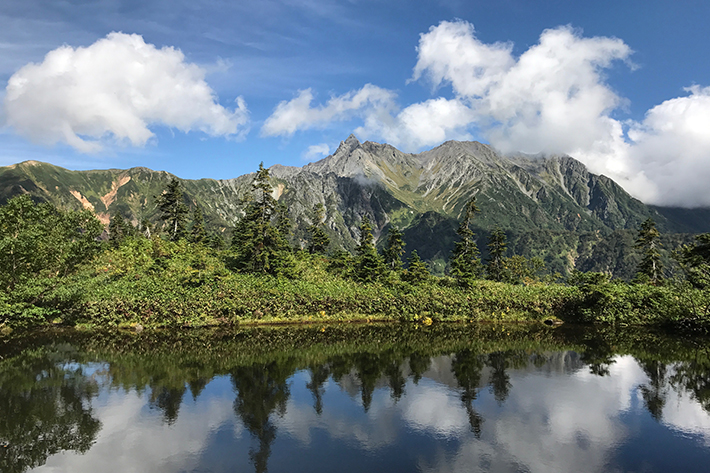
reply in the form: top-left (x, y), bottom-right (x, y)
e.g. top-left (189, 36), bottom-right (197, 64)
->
top-left (2, 135), bottom-right (708, 278)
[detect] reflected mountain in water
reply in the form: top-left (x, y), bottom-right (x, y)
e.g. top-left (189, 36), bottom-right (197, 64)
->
top-left (1, 324), bottom-right (710, 473)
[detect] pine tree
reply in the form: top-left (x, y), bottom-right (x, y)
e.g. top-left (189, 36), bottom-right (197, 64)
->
top-left (486, 227), bottom-right (507, 282)
top-left (189, 206), bottom-right (207, 244)
top-left (675, 232), bottom-right (710, 289)
top-left (156, 178), bottom-right (188, 241)
top-left (383, 226), bottom-right (405, 271)
top-left (230, 163), bottom-right (295, 276)
top-left (108, 212), bottom-right (133, 248)
top-left (450, 197), bottom-right (483, 286)
top-left (402, 250), bottom-right (430, 284)
top-left (307, 203), bottom-right (330, 254)
top-left (635, 218), bottom-right (663, 284)
top-left (355, 216), bottom-right (385, 283)
top-left (206, 231), bottom-right (225, 250)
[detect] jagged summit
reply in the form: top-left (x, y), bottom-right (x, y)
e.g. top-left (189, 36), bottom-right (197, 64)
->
top-left (333, 134), bottom-right (361, 156)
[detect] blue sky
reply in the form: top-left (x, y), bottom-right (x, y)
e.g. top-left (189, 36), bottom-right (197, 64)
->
top-left (1, 0), bottom-right (710, 206)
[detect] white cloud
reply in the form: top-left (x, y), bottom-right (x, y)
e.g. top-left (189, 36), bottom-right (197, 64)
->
top-left (356, 97), bottom-right (476, 150)
top-left (261, 84), bottom-right (398, 137)
top-left (626, 86), bottom-right (710, 206)
top-left (302, 142), bottom-right (330, 161)
top-left (3, 32), bottom-right (249, 153)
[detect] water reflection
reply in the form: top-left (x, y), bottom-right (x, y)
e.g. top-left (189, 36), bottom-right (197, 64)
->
top-left (1, 325), bottom-right (710, 472)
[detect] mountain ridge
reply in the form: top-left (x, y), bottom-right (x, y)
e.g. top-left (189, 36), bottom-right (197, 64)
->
top-left (1, 136), bottom-right (708, 277)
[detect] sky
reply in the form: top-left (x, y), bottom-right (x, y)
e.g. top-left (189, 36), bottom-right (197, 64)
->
top-left (1, 0), bottom-right (710, 207)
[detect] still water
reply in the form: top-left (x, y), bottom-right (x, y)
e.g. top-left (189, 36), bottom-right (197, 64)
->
top-left (1, 324), bottom-right (710, 473)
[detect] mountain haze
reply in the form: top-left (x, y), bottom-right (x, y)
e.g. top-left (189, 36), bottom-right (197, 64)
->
top-left (1, 136), bottom-right (708, 277)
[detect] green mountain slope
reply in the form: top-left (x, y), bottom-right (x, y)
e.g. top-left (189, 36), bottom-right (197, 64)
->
top-left (1, 136), bottom-right (707, 277)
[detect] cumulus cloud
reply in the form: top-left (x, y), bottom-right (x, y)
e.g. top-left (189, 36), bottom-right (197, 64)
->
top-left (3, 32), bottom-right (249, 153)
top-left (626, 86), bottom-right (710, 206)
top-left (261, 84), bottom-right (397, 137)
top-left (356, 97), bottom-right (476, 150)
top-left (302, 142), bottom-right (331, 161)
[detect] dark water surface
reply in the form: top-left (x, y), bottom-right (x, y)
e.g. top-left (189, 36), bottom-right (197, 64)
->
top-left (2, 324), bottom-right (710, 473)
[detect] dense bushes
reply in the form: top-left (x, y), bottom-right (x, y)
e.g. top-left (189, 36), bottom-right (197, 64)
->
top-left (1, 195), bottom-right (709, 331)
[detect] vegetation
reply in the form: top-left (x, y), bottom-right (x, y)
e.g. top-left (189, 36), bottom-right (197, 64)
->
top-left (450, 197), bottom-right (483, 286)
top-left (354, 216), bottom-right (386, 283)
top-left (307, 203), bottom-right (330, 254)
top-left (486, 226), bottom-right (507, 282)
top-left (635, 218), bottom-right (663, 284)
top-left (0, 165), bottom-right (709, 332)
top-left (229, 163), bottom-right (295, 277)
top-left (156, 178), bottom-right (189, 242)
top-left (383, 225), bottom-right (405, 271)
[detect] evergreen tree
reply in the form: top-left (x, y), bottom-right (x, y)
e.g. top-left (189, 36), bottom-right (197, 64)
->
top-left (138, 218), bottom-right (152, 239)
top-left (156, 178), bottom-right (188, 241)
top-left (274, 201), bottom-right (292, 242)
top-left (189, 206), bottom-right (207, 244)
top-left (402, 250), bottom-right (430, 284)
top-left (108, 213), bottom-right (133, 248)
top-left (206, 231), bottom-right (225, 250)
top-left (327, 249), bottom-right (354, 278)
top-left (355, 216), bottom-right (385, 283)
top-left (486, 227), bottom-right (507, 282)
top-left (634, 218), bottom-right (663, 284)
top-left (450, 197), bottom-right (483, 285)
top-left (383, 226), bottom-right (405, 271)
top-left (675, 232), bottom-right (710, 289)
top-left (307, 203), bottom-right (330, 254)
top-left (230, 163), bottom-right (295, 276)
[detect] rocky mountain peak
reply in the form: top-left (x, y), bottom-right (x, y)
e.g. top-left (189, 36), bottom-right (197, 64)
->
top-left (335, 134), bottom-right (361, 155)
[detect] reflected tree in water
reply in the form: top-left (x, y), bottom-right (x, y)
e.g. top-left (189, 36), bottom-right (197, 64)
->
top-left (188, 377), bottom-right (210, 401)
top-left (352, 353), bottom-right (383, 412)
top-left (452, 350), bottom-right (485, 438)
top-left (149, 385), bottom-right (186, 425)
top-left (0, 348), bottom-right (101, 473)
top-left (580, 338), bottom-right (616, 377)
top-left (385, 360), bottom-right (406, 402)
top-left (487, 351), bottom-right (512, 404)
top-left (306, 364), bottom-right (330, 415)
top-left (670, 358), bottom-right (710, 414)
top-left (231, 361), bottom-right (292, 473)
top-left (638, 360), bottom-right (669, 421)
top-left (408, 352), bottom-right (431, 384)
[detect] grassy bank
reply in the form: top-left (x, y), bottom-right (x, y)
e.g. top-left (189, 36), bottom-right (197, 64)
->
top-left (1, 237), bottom-right (709, 331)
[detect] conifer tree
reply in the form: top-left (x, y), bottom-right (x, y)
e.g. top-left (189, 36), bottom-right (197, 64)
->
top-left (486, 227), bottom-right (507, 282)
top-left (206, 231), bottom-right (225, 250)
top-left (635, 218), bottom-right (663, 284)
top-left (450, 197), bottom-right (483, 285)
top-left (138, 218), bottom-right (152, 239)
top-left (156, 178), bottom-right (188, 241)
top-left (402, 250), bottom-right (430, 284)
top-left (383, 226), bottom-right (405, 271)
top-left (355, 215), bottom-right (385, 283)
top-left (189, 206), bottom-right (207, 244)
top-left (231, 162), bottom-right (294, 276)
top-left (675, 232), bottom-right (710, 289)
top-left (108, 213), bottom-right (133, 248)
top-left (307, 203), bottom-right (330, 254)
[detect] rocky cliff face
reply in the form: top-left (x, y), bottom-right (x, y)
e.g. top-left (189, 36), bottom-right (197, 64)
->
top-left (1, 136), bottom-right (707, 276)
